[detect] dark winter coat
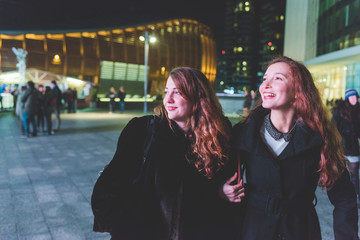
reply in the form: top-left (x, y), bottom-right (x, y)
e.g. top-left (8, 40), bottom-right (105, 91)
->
top-left (332, 104), bottom-right (360, 156)
top-left (21, 87), bottom-right (38, 115)
top-left (91, 116), bottom-right (239, 240)
top-left (233, 108), bottom-right (358, 240)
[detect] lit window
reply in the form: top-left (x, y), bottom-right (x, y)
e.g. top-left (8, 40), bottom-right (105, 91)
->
top-left (52, 54), bottom-right (61, 65)
top-left (280, 15), bottom-right (284, 21)
top-left (275, 33), bottom-right (280, 39)
top-left (167, 27), bottom-right (172, 32)
top-left (237, 46), bottom-right (243, 52)
top-left (242, 67), bottom-right (247, 71)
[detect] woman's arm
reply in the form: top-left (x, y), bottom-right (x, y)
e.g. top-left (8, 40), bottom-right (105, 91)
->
top-left (91, 117), bottom-right (148, 232)
top-left (327, 169), bottom-right (359, 240)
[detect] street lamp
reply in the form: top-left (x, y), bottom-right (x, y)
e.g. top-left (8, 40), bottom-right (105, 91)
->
top-left (140, 31), bottom-right (156, 115)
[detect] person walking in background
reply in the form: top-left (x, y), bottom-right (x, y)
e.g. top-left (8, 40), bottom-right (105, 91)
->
top-left (36, 85), bottom-right (45, 132)
top-left (92, 67), bottom-right (237, 239)
top-left (332, 89), bottom-right (360, 207)
top-left (242, 89), bottom-right (252, 117)
top-left (72, 88), bottom-right (77, 113)
top-left (108, 87), bottom-right (116, 113)
top-left (64, 88), bottom-right (75, 113)
top-left (222, 56), bottom-right (358, 239)
top-left (118, 86), bottom-right (126, 113)
top-left (21, 81), bottom-right (39, 138)
top-left (44, 86), bottom-right (55, 135)
top-left (11, 85), bottom-right (19, 115)
top-left (50, 80), bottom-right (62, 131)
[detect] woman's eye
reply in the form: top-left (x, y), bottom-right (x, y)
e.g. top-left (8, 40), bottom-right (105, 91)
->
top-left (164, 91), bottom-right (168, 94)
top-left (275, 76), bottom-right (282, 80)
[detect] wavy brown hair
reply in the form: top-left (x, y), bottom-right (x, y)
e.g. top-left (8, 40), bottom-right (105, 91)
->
top-left (257, 56), bottom-right (347, 187)
top-left (155, 67), bottom-right (232, 178)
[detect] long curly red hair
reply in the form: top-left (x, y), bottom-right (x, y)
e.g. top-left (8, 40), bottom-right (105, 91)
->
top-left (265, 56), bottom-right (347, 187)
top-left (155, 67), bottom-right (232, 178)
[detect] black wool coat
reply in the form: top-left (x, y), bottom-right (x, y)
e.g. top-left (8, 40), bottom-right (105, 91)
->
top-left (233, 109), bottom-right (358, 240)
top-left (91, 116), bottom-right (239, 240)
top-left (332, 105), bottom-right (360, 156)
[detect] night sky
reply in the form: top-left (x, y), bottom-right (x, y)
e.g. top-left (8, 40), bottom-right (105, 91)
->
top-left (0, 0), bottom-right (226, 45)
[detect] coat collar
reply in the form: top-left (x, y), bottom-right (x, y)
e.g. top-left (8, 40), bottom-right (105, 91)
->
top-left (234, 108), bottom-right (323, 161)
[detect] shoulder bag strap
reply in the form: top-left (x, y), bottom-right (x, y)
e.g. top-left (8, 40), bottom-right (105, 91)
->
top-left (142, 115), bottom-right (157, 163)
top-left (237, 150), bottom-right (242, 184)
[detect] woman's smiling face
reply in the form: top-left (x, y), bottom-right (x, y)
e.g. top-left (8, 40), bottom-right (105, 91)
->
top-left (259, 62), bottom-right (296, 111)
top-left (163, 76), bottom-right (192, 130)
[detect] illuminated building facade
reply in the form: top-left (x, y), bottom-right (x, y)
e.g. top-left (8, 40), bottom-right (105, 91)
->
top-left (0, 18), bottom-right (217, 96)
top-left (216, 0), bottom-right (286, 92)
top-left (284, 0), bottom-right (360, 101)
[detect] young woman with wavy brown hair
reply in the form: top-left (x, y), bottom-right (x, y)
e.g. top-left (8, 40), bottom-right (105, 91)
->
top-left (221, 56), bottom-right (358, 240)
top-left (92, 67), bottom-right (237, 240)
top-left (155, 67), bottom-right (232, 178)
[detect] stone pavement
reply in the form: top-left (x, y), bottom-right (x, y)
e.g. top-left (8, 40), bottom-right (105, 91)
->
top-left (0, 109), bottom-right (359, 239)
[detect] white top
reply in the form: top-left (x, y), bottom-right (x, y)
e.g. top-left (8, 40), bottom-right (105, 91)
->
top-left (260, 123), bottom-right (289, 157)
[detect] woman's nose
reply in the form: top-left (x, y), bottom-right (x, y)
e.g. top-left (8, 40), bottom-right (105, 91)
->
top-left (165, 92), bottom-right (174, 103)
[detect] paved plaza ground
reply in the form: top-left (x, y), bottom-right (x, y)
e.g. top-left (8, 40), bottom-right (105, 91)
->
top-left (0, 108), bottom-right (359, 239)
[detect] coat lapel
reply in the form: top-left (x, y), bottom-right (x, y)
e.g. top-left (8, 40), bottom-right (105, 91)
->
top-left (234, 109), bottom-right (323, 162)
top-left (277, 123), bottom-right (323, 161)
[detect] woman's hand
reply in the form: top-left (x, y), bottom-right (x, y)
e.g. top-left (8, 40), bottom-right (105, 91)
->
top-left (219, 172), bottom-right (245, 203)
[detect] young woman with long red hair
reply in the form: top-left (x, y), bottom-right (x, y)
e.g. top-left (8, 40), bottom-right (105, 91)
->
top-left (222, 56), bottom-right (358, 239)
top-left (92, 67), bottom-right (237, 239)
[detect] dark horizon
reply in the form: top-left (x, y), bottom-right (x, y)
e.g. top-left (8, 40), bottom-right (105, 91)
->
top-left (0, 0), bottom-right (226, 45)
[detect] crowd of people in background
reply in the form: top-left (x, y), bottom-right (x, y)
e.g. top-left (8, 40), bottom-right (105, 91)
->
top-left (3, 80), bottom-right (78, 138)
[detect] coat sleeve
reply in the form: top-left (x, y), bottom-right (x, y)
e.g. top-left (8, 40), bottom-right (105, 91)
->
top-left (91, 116), bottom-right (148, 232)
top-left (327, 169), bottom-right (359, 240)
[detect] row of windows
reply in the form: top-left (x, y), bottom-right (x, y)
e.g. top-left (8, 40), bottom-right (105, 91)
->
top-left (318, 30), bottom-right (360, 55)
top-left (319, 0), bottom-right (343, 15)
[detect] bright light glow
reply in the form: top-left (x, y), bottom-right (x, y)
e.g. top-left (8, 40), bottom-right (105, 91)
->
top-left (149, 36), bottom-right (157, 43)
top-left (242, 67), bottom-right (247, 71)
top-left (222, 50), bottom-right (226, 54)
top-left (237, 47), bottom-right (243, 52)
top-left (242, 61), bottom-right (247, 66)
top-left (280, 15), bottom-right (284, 21)
top-left (220, 81), bottom-right (224, 85)
top-left (270, 46), bottom-right (275, 51)
top-left (66, 77), bottom-right (86, 87)
top-left (245, 1), bottom-right (249, 6)
top-left (245, 6), bottom-right (250, 11)
top-left (52, 54), bottom-right (61, 64)
top-left (139, 36), bottom-right (145, 41)
top-left (268, 42), bottom-right (272, 46)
